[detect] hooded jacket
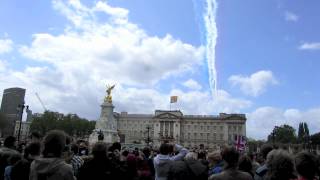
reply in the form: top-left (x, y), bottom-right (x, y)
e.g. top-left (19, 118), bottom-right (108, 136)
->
top-left (29, 158), bottom-right (75, 180)
top-left (153, 144), bottom-right (188, 180)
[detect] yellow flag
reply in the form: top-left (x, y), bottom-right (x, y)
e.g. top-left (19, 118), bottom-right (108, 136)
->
top-left (170, 96), bottom-right (178, 103)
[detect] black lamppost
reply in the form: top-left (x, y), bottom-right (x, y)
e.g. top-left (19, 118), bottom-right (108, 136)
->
top-left (145, 125), bottom-right (151, 146)
top-left (17, 104), bottom-right (28, 143)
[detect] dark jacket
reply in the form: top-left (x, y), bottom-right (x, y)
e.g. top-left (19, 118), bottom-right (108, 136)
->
top-left (168, 160), bottom-right (207, 180)
top-left (0, 147), bottom-right (20, 180)
top-left (78, 156), bottom-right (128, 180)
top-left (209, 168), bottom-right (253, 180)
top-left (11, 158), bottom-right (33, 180)
top-left (29, 158), bottom-right (75, 180)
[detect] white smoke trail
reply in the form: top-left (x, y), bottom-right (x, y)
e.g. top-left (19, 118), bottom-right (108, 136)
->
top-left (204, 0), bottom-right (218, 98)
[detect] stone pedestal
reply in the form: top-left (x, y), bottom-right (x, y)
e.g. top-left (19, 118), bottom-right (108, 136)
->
top-left (89, 101), bottom-right (119, 145)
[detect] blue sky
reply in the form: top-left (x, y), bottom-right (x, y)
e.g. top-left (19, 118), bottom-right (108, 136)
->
top-left (0, 0), bottom-right (319, 139)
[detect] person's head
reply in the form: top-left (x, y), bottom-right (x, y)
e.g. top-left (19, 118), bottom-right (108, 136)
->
top-left (4, 136), bottom-right (16, 149)
top-left (42, 130), bottom-right (67, 158)
top-left (199, 144), bottom-right (204, 150)
top-left (185, 152), bottom-right (198, 161)
top-left (248, 152), bottom-right (257, 162)
top-left (295, 152), bottom-right (317, 180)
top-left (258, 144), bottom-right (273, 164)
top-left (78, 142), bottom-right (88, 156)
top-left (111, 142), bottom-right (121, 152)
top-left (142, 147), bottom-right (151, 158)
top-left (238, 155), bottom-right (253, 174)
top-left (198, 151), bottom-right (206, 160)
top-left (159, 143), bottom-right (173, 155)
top-left (122, 150), bottom-right (129, 157)
top-left (65, 135), bottom-right (71, 146)
top-left (208, 151), bottom-right (222, 166)
top-left (79, 142), bottom-right (86, 148)
top-left (24, 142), bottom-right (41, 159)
top-left (29, 132), bottom-right (41, 143)
top-left (221, 146), bottom-right (239, 169)
top-left (265, 150), bottom-right (295, 180)
top-left (92, 142), bottom-right (108, 158)
top-left (71, 144), bottom-right (79, 155)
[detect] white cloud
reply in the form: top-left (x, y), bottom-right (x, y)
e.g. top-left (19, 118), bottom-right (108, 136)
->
top-left (285, 11), bottom-right (299, 22)
top-left (111, 87), bottom-right (251, 116)
top-left (0, 38), bottom-right (13, 54)
top-left (0, 60), bottom-right (7, 72)
top-left (182, 79), bottom-right (202, 90)
top-left (20, 0), bottom-right (204, 87)
top-left (169, 89), bottom-right (251, 115)
top-left (0, 0), bottom-right (252, 120)
top-left (247, 107), bottom-right (320, 140)
top-left (229, 70), bottom-right (278, 97)
top-left (0, 58), bottom-right (252, 119)
top-left (299, 42), bottom-right (320, 50)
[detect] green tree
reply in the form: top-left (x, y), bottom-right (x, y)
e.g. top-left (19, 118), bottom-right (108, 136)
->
top-left (298, 122), bottom-right (304, 143)
top-left (268, 124), bottom-right (297, 144)
top-left (310, 132), bottom-right (320, 145)
top-left (247, 138), bottom-right (266, 152)
top-left (30, 111), bottom-right (59, 136)
top-left (30, 111), bottom-right (95, 138)
top-left (297, 122), bottom-right (310, 144)
top-left (303, 122), bottom-right (310, 137)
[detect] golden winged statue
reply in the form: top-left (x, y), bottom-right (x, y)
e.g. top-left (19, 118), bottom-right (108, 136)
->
top-left (104, 84), bottom-right (115, 103)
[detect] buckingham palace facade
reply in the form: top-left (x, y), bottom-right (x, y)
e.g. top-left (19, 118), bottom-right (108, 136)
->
top-left (115, 110), bottom-right (246, 149)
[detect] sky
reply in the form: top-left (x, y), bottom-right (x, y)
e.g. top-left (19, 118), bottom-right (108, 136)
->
top-left (0, 0), bottom-right (320, 140)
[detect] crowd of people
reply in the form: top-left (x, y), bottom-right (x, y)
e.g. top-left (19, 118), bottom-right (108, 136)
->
top-left (0, 129), bottom-right (320, 180)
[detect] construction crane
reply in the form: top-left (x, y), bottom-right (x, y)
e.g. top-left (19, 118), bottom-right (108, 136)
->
top-left (35, 92), bottom-right (47, 112)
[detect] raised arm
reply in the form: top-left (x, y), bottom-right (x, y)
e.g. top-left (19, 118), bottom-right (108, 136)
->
top-left (169, 144), bottom-right (189, 161)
